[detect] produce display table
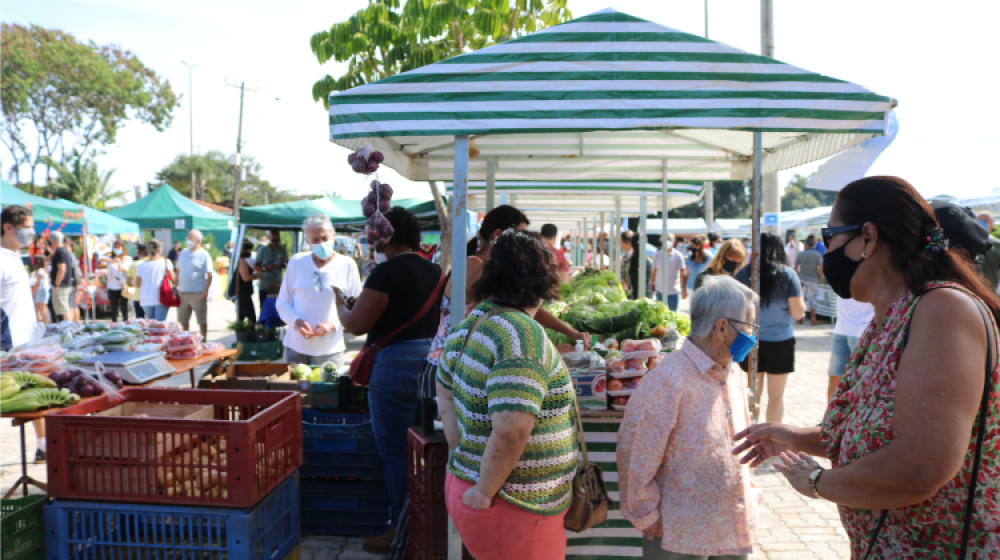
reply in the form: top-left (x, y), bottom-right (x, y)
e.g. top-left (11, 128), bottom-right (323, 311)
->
top-left (1, 349), bottom-right (237, 499)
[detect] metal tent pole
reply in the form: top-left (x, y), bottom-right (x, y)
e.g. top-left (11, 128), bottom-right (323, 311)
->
top-left (599, 211), bottom-right (605, 268)
top-left (614, 196), bottom-right (623, 282)
top-left (750, 131), bottom-right (763, 422)
top-left (592, 218), bottom-right (598, 270)
top-left (486, 158), bottom-right (496, 211)
top-left (704, 181), bottom-right (714, 234)
top-left (638, 195), bottom-right (648, 299)
top-left (662, 161), bottom-right (670, 300)
top-left (583, 217), bottom-right (589, 269)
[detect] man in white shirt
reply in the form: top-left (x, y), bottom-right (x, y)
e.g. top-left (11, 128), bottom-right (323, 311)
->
top-left (276, 214), bottom-right (362, 365)
top-left (176, 229), bottom-right (213, 339)
top-left (650, 236), bottom-right (687, 312)
top-left (1, 205), bottom-right (47, 461)
top-left (785, 232), bottom-right (803, 266)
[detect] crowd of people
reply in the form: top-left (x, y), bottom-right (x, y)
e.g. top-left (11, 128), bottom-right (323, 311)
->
top-left (4, 175), bottom-right (1000, 558)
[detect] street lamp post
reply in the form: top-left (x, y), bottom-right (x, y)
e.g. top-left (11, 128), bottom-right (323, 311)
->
top-left (181, 60), bottom-right (198, 198)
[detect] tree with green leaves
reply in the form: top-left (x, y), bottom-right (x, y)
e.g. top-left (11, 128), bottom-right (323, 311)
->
top-left (155, 151), bottom-right (300, 208)
top-left (40, 151), bottom-right (126, 210)
top-left (669, 181), bottom-right (752, 220)
top-left (1, 23), bottom-right (178, 193)
top-left (781, 173), bottom-right (837, 211)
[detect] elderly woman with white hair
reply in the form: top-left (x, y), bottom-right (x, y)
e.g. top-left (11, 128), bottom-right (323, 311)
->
top-left (617, 275), bottom-right (761, 560)
top-left (276, 214), bottom-right (361, 365)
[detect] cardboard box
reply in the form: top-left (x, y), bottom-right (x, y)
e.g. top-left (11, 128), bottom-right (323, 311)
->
top-left (270, 380), bottom-right (314, 407)
top-left (96, 402), bottom-right (214, 420)
top-left (198, 363), bottom-right (293, 389)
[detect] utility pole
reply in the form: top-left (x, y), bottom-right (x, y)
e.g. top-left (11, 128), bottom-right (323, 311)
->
top-left (182, 61), bottom-right (198, 199)
top-left (760, 0), bottom-right (781, 236)
top-left (225, 81), bottom-right (257, 222)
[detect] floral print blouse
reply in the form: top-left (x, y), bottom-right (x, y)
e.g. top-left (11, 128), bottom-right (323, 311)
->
top-left (822, 281), bottom-right (1000, 558)
top-left (617, 339), bottom-right (760, 556)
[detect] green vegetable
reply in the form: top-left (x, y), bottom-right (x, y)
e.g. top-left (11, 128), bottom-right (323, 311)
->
top-left (580, 310), bottom-right (640, 335)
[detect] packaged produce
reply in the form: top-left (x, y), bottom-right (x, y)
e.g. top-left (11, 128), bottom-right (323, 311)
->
top-left (19, 358), bottom-right (68, 374)
top-left (201, 342), bottom-right (225, 355)
top-left (135, 342), bottom-right (166, 353)
top-left (606, 355), bottom-right (626, 374)
top-left (16, 346), bottom-right (64, 362)
top-left (167, 333), bottom-right (203, 348)
top-left (82, 323), bottom-right (111, 333)
top-left (144, 335), bottom-right (169, 344)
top-left (146, 320), bottom-right (182, 335)
top-left (610, 396), bottom-right (630, 412)
top-left (66, 334), bottom-right (102, 350)
top-left (621, 338), bottom-right (662, 359)
top-left (167, 347), bottom-right (205, 360)
top-left (646, 355), bottom-right (664, 370)
top-left (96, 332), bottom-right (135, 346)
top-left (101, 343), bottom-right (135, 353)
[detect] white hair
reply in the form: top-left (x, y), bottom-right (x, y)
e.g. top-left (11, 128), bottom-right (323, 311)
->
top-left (49, 231), bottom-right (65, 244)
top-left (302, 214), bottom-right (333, 233)
top-left (188, 229), bottom-right (203, 242)
top-left (689, 275), bottom-right (759, 339)
top-left (667, 233), bottom-right (676, 243)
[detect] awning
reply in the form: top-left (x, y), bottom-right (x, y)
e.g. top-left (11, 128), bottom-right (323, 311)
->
top-left (108, 184), bottom-right (233, 231)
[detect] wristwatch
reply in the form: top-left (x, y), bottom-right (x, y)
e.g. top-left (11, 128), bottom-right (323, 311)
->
top-left (808, 468), bottom-right (825, 499)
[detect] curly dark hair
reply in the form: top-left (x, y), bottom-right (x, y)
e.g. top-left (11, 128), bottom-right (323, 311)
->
top-left (385, 206), bottom-right (422, 250)
top-left (474, 229), bottom-right (560, 309)
top-left (467, 205), bottom-right (529, 255)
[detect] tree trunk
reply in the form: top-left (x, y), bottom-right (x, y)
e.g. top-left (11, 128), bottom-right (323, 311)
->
top-left (429, 180), bottom-right (452, 274)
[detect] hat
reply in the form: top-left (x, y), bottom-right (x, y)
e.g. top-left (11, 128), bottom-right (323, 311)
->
top-left (930, 200), bottom-right (991, 256)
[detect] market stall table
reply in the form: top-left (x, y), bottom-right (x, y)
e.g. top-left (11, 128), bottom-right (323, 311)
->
top-left (1, 348), bottom-right (237, 498)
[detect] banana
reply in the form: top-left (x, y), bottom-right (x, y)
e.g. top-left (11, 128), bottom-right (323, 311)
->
top-left (1, 384), bottom-right (19, 400)
top-left (1, 371), bottom-right (56, 389)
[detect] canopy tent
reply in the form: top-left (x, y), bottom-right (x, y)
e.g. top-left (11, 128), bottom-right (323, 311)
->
top-left (238, 196), bottom-right (437, 230)
top-left (1, 181), bottom-right (139, 236)
top-left (955, 190), bottom-right (1000, 213)
top-left (108, 184), bottom-right (233, 231)
top-left (640, 218), bottom-right (709, 235)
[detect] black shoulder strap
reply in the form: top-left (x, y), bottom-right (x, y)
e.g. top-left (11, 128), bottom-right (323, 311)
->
top-left (866, 290), bottom-right (994, 560)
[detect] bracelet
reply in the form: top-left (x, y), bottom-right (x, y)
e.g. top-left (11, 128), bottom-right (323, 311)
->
top-left (808, 468), bottom-right (825, 499)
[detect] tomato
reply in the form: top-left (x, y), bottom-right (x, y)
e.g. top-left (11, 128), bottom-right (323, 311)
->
top-left (625, 358), bottom-right (644, 371)
top-left (592, 374), bottom-right (606, 398)
top-left (608, 379), bottom-right (624, 392)
top-left (612, 397), bottom-right (629, 406)
top-left (621, 340), bottom-right (639, 353)
top-left (639, 340), bottom-right (657, 352)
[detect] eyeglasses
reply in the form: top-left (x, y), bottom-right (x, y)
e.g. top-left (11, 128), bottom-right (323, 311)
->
top-left (821, 225), bottom-right (863, 247)
top-left (726, 318), bottom-right (759, 335)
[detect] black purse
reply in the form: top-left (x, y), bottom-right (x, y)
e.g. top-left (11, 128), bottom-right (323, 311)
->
top-left (864, 293), bottom-right (994, 560)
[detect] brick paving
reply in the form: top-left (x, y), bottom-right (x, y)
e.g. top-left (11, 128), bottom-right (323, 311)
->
top-left (1, 297), bottom-right (850, 558)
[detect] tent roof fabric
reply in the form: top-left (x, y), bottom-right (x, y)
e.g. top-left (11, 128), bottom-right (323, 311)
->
top-left (328, 8), bottom-right (893, 182)
top-left (239, 196), bottom-right (436, 229)
top-left (1, 181), bottom-right (138, 235)
top-left (109, 185), bottom-right (232, 231)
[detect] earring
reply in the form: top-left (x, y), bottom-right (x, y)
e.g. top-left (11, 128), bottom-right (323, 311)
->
top-left (861, 251), bottom-right (869, 259)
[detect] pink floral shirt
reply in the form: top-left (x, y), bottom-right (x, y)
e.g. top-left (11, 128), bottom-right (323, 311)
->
top-left (617, 339), bottom-right (760, 556)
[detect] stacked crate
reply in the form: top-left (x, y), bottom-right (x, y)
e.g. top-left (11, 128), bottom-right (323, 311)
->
top-left (407, 427), bottom-right (451, 560)
top-left (42, 388), bottom-right (303, 560)
top-left (2, 495), bottom-right (46, 560)
top-left (299, 409), bottom-right (389, 537)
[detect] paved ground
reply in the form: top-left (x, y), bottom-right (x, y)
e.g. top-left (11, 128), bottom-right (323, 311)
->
top-left (1, 296), bottom-right (850, 559)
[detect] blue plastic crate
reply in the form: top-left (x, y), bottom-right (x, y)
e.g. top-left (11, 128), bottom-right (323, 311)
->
top-left (300, 480), bottom-right (388, 537)
top-left (44, 473), bottom-right (300, 560)
top-left (301, 410), bottom-right (382, 480)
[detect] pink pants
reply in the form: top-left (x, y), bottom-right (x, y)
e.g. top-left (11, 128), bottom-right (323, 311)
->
top-left (445, 473), bottom-right (568, 560)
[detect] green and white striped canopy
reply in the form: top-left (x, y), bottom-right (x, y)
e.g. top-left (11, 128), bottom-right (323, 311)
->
top-left (329, 8), bottom-right (894, 182)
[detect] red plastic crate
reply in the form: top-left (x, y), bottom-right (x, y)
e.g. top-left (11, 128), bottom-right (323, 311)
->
top-left (408, 427), bottom-right (450, 560)
top-left (46, 388), bottom-right (302, 508)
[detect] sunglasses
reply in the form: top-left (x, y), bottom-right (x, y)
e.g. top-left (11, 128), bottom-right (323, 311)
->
top-left (726, 318), bottom-right (759, 335)
top-left (821, 225), bottom-right (863, 247)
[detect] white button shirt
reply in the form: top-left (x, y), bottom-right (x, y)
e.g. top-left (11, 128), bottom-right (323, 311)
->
top-left (276, 252), bottom-right (362, 356)
top-left (0, 247), bottom-right (38, 348)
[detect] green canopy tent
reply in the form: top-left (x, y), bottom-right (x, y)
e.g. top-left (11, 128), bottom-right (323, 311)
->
top-left (328, 8), bottom-right (895, 558)
top-left (1, 181), bottom-right (139, 237)
top-left (108, 184), bottom-right (233, 231)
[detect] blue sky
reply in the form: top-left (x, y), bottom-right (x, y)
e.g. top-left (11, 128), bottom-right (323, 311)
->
top-left (5, 0), bottom-right (999, 204)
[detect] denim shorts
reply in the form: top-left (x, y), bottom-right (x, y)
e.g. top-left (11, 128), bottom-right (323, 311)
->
top-left (828, 333), bottom-right (860, 377)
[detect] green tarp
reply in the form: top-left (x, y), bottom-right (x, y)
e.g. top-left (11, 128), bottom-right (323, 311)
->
top-left (239, 196), bottom-right (437, 230)
top-left (108, 184), bottom-right (233, 231)
top-left (1, 181), bottom-right (139, 236)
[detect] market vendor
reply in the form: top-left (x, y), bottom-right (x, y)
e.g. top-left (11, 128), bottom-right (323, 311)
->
top-left (275, 214), bottom-right (361, 366)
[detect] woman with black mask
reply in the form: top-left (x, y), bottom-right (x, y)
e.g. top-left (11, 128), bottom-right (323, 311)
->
top-left (734, 177), bottom-right (1000, 559)
top-left (734, 233), bottom-right (806, 423)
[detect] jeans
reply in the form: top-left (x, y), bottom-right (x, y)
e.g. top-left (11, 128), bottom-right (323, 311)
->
top-left (828, 334), bottom-right (860, 377)
top-left (654, 292), bottom-right (680, 312)
top-left (369, 338), bottom-right (431, 528)
top-left (133, 301), bottom-right (145, 319)
top-left (142, 304), bottom-right (169, 321)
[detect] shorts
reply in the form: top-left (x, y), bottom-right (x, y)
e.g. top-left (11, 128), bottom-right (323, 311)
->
top-left (802, 281), bottom-right (820, 309)
top-left (35, 286), bottom-right (50, 304)
top-left (741, 337), bottom-right (795, 374)
top-left (828, 334), bottom-right (860, 377)
top-left (177, 291), bottom-right (208, 325)
top-left (52, 287), bottom-right (74, 316)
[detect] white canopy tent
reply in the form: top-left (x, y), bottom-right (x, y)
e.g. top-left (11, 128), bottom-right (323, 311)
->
top-left (328, 8), bottom-right (895, 476)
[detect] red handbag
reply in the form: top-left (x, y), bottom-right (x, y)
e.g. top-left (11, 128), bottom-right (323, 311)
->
top-left (159, 263), bottom-right (180, 308)
top-left (349, 273), bottom-right (447, 385)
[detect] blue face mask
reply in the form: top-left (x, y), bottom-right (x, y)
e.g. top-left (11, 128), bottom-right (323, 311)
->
top-left (728, 329), bottom-right (758, 363)
top-left (311, 241), bottom-right (334, 260)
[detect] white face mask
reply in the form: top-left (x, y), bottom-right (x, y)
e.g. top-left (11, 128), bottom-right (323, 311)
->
top-left (186, 239), bottom-right (196, 249)
top-left (113, 247), bottom-right (123, 255)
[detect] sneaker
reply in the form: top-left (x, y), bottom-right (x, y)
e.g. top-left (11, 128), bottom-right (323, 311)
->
top-left (34, 449), bottom-right (46, 463)
top-left (363, 528), bottom-right (396, 555)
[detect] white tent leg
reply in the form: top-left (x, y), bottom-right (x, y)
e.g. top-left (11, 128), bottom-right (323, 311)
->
top-left (704, 181), bottom-right (715, 234)
top-left (486, 158), bottom-right (496, 211)
top-left (599, 211), bottom-right (605, 268)
top-left (450, 136), bottom-right (470, 329)
top-left (750, 131), bottom-right (764, 422)
top-left (638, 195), bottom-right (647, 299)
top-left (614, 197), bottom-right (623, 282)
top-left (592, 218), bottom-right (597, 270)
top-left (583, 217), bottom-right (589, 269)
top-left (662, 160), bottom-right (669, 301)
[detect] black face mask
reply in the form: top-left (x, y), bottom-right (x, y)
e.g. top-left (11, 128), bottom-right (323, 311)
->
top-left (722, 259), bottom-right (740, 274)
top-left (823, 236), bottom-right (863, 299)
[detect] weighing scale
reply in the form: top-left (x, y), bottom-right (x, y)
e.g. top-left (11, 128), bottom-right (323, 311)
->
top-left (78, 351), bottom-right (176, 384)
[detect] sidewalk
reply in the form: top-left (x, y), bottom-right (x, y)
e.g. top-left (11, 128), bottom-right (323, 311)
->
top-left (1, 298), bottom-right (849, 559)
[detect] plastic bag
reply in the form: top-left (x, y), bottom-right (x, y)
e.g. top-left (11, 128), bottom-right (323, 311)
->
top-left (621, 338), bottom-right (662, 359)
top-left (166, 346), bottom-right (204, 360)
top-left (16, 346), bottom-right (65, 362)
top-left (18, 358), bottom-right (68, 374)
top-left (562, 351), bottom-right (606, 372)
top-left (82, 363), bottom-right (125, 404)
top-left (201, 342), bottom-right (226, 355)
